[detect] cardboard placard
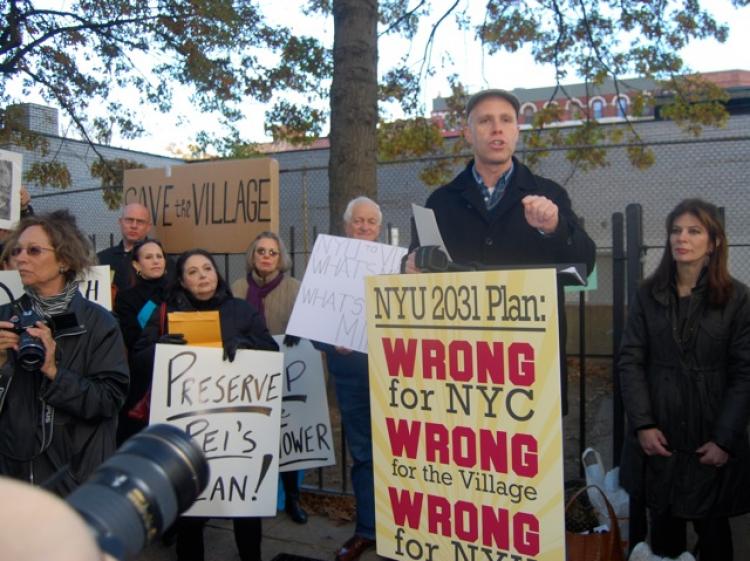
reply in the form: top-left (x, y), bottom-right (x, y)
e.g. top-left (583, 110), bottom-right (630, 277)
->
top-left (366, 269), bottom-right (566, 561)
top-left (123, 158), bottom-right (279, 253)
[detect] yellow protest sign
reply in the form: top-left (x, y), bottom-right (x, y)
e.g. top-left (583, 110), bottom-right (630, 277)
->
top-left (366, 269), bottom-right (565, 561)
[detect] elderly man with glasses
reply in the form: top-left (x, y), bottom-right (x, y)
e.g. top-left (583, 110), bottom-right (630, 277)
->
top-left (96, 203), bottom-right (154, 292)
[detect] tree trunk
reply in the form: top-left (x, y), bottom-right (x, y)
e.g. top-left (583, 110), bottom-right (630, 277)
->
top-left (328, 0), bottom-right (378, 236)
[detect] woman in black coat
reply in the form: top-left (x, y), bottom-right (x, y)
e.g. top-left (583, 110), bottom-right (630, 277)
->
top-left (0, 210), bottom-right (128, 495)
top-left (134, 248), bottom-right (277, 561)
top-left (619, 199), bottom-right (750, 561)
top-left (114, 239), bottom-right (169, 444)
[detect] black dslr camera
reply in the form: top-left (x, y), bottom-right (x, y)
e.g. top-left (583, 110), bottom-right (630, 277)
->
top-left (66, 424), bottom-right (210, 560)
top-left (10, 308), bottom-right (47, 371)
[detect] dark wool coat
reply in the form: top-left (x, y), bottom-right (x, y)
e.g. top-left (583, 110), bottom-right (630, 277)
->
top-left (410, 158), bottom-right (595, 274)
top-left (0, 293), bottom-right (129, 495)
top-left (133, 284), bottom-right (279, 378)
top-left (113, 275), bottom-right (170, 443)
top-left (619, 276), bottom-right (750, 518)
top-left (410, 158), bottom-right (596, 413)
top-left (97, 240), bottom-right (134, 292)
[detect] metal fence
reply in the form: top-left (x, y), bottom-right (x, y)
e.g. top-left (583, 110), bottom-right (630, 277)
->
top-left (31, 114), bottom-right (750, 493)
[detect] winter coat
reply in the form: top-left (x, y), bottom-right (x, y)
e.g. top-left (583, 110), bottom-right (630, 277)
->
top-left (0, 292), bottom-right (129, 495)
top-left (619, 275), bottom-right (750, 518)
top-left (115, 275), bottom-right (169, 353)
top-left (133, 284), bottom-right (279, 373)
top-left (113, 275), bottom-right (169, 444)
top-left (410, 157), bottom-right (595, 274)
top-left (411, 158), bottom-right (596, 413)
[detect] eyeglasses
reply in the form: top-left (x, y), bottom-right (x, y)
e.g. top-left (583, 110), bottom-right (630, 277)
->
top-left (255, 248), bottom-right (279, 257)
top-left (10, 245), bottom-right (56, 257)
top-left (121, 217), bottom-right (150, 227)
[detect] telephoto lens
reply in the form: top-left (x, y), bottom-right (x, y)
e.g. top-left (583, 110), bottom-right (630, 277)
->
top-left (65, 424), bottom-right (209, 560)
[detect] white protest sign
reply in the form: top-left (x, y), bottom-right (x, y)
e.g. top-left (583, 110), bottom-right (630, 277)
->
top-left (0, 149), bottom-right (22, 230)
top-left (149, 344), bottom-right (284, 517)
top-left (0, 271), bottom-right (23, 304)
top-left (77, 265), bottom-right (112, 311)
top-left (287, 234), bottom-right (406, 353)
top-left (272, 336), bottom-right (335, 471)
top-left (0, 266), bottom-right (112, 310)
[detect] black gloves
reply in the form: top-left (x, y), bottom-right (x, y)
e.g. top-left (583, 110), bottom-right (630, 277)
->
top-left (283, 334), bottom-right (300, 347)
top-left (158, 333), bottom-right (187, 345)
top-left (223, 336), bottom-right (254, 362)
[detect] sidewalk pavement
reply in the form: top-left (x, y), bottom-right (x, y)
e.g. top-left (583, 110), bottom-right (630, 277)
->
top-left (135, 510), bottom-right (385, 561)
top-left (135, 509), bottom-right (750, 561)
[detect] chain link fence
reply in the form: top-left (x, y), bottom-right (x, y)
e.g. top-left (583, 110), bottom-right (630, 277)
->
top-left (28, 113), bottom-right (750, 356)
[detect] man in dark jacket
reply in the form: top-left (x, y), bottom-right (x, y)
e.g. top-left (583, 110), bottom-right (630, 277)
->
top-left (97, 202), bottom-right (152, 291)
top-left (406, 89), bottom-right (596, 413)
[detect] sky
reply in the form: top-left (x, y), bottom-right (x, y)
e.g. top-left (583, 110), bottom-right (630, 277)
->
top-left (17, 0), bottom-right (750, 157)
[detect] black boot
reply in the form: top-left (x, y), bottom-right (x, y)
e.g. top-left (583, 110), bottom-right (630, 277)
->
top-left (282, 471), bottom-right (308, 524)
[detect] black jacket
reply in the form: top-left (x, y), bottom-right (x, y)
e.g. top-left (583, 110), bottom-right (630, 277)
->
top-left (97, 240), bottom-right (134, 292)
top-left (619, 275), bottom-right (750, 517)
top-left (133, 284), bottom-right (279, 376)
top-left (411, 158), bottom-right (596, 413)
top-left (114, 275), bottom-right (169, 411)
top-left (410, 158), bottom-right (595, 274)
top-left (0, 293), bottom-right (129, 495)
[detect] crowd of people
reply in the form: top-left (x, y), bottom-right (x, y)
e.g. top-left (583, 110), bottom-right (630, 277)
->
top-left (0, 88), bottom-right (748, 561)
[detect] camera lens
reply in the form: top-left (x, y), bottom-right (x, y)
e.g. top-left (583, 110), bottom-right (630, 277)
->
top-left (17, 334), bottom-right (46, 371)
top-left (65, 424), bottom-right (209, 560)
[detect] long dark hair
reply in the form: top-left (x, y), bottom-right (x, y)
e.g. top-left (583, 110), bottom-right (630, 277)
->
top-left (647, 198), bottom-right (731, 306)
top-left (128, 239), bottom-right (167, 286)
top-left (169, 249), bottom-right (230, 304)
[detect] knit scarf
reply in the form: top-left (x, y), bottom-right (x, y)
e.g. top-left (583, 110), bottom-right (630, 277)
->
top-left (25, 280), bottom-right (80, 318)
top-left (245, 271), bottom-right (283, 321)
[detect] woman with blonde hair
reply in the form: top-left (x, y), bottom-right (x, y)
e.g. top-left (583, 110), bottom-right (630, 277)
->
top-left (232, 230), bottom-right (307, 523)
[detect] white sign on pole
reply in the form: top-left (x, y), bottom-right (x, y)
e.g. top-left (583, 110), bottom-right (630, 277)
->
top-left (0, 149), bottom-right (22, 230)
top-left (272, 336), bottom-right (335, 471)
top-left (286, 235), bottom-right (406, 353)
top-left (0, 266), bottom-right (112, 311)
top-left (149, 344), bottom-right (284, 517)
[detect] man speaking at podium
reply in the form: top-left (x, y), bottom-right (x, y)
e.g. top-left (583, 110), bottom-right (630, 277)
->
top-left (405, 88), bottom-right (596, 413)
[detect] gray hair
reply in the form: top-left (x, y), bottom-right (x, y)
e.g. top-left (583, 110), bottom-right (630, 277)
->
top-left (245, 231), bottom-right (292, 273)
top-left (343, 196), bottom-right (382, 225)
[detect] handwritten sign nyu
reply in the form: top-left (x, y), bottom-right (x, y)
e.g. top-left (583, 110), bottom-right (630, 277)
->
top-left (287, 235), bottom-right (406, 353)
top-left (149, 345), bottom-right (284, 517)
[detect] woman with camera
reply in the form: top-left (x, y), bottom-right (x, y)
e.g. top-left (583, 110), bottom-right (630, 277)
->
top-left (232, 231), bottom-right (307, 524)
top-left (0, 210), bottom-right (129, 496)
top-left (135, 248), bottom-right (278, 561)
top-left (620, 199), bottom-right (750, 561)
top-left (113, 239), bottom-right (169, 444)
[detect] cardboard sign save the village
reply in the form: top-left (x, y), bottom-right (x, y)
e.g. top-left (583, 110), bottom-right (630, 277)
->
top-left (123, 158), bottom-right (279, 254)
